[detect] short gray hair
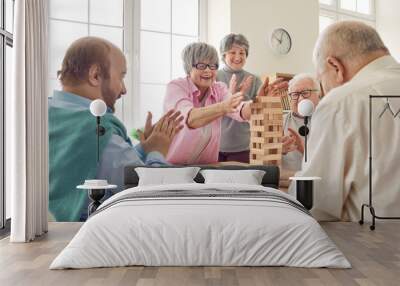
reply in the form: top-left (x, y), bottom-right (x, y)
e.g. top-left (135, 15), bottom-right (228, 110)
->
top-left (288, 73), bottom-right (320, 93)
top-left (220, 33), bottom-right (249, 63)
top-left (313, 21), bottom-right (388, 70)
top-left (182, 42), bottom-right (219, 75)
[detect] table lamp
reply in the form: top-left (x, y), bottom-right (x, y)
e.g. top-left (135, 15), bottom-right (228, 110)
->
top-left (77, 99), bottom-right (116, 217)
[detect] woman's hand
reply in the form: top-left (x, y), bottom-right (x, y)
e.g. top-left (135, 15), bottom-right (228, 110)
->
top-left (229, 74), bottom-right (238, 94)
top-left (256, 77), bottom-right (289, 98)
top-left (221, 92), bottom-right (244, 114)
top-left (229, 74), bottom-right (253, 95)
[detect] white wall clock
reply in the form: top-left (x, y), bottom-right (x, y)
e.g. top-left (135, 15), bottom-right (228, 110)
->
top-left (270, 28), bottom-right (292, 55)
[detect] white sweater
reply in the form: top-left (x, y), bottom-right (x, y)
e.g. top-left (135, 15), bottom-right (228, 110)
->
top-left (291, 55), bottom-right (400, 222)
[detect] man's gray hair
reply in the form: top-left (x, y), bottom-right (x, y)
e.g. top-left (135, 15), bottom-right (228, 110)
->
top-left (313, 21), bottom-right (388, 70)
top-left (182, 42), bottom-right (219, 75)
top-left (288, 73), bottom-right (320, 93)
top-left (220, 33), bottom-right (249, 63)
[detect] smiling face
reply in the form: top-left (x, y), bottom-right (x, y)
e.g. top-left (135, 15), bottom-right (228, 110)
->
top-left (189, 61), bottom-right (217, 94)
top-left (289, 78), bottom-right (321, 115)
top-left (224, 44), bottom-right (247, 71)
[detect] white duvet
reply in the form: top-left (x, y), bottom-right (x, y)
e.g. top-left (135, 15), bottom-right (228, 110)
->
top-left (50, 183), bottom-right (350, 269)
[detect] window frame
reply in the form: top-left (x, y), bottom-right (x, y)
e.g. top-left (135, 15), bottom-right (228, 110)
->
top-left (0, 0), bottom-right (14, 232)
top-left (319, 0), bottom-right (376, 31)
top-left (124, 0), bottom-right (207, 131)
top-left (48, 0), bottom-right (126, 120)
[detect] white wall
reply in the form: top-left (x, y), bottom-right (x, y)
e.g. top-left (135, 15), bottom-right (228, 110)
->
top-left (376, 0), bottom-right (400, 62)
top-left (208, 0), bottom-right (319, 77)
top-left (207, 0), bottom-right (231, 54)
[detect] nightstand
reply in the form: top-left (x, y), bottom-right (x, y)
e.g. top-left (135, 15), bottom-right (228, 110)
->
top-left (77, 180), bottom-right (117, 216)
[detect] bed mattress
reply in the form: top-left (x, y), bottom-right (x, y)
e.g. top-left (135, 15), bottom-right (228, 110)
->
top-left (50, 183), bottom-right (350, 269)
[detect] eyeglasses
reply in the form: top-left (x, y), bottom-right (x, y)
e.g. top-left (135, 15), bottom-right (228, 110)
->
top-left (192, 63), bottom-right (219, 70)
top-left (288, 89), bottom-right (318, 100)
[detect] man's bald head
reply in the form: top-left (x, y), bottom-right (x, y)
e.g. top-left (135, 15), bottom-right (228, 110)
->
top-left (313, 21), bottom-right (388, 72)
top-left (58, 37), bottom-right (127, 111)
top-left (313, 21), bottom-right (389, 94)
top-left (58, 36), bottom-right (122, 86)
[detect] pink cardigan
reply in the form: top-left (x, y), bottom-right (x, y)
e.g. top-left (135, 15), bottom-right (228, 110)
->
top-left (163, 77), bottom-right (245, 164)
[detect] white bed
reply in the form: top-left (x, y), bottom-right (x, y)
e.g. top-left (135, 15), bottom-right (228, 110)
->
top-left (50, 183), bottom-right (350, 269)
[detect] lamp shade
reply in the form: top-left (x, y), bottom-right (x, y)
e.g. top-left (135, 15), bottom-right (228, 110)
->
top-left (90, 99), bottom-right (107, 117)
top-left (298, 99), bottom-right (315, 117)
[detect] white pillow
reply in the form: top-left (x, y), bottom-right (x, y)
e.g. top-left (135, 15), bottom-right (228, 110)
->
top-left (200, 169), bottom-right (266, 185)
top-left (135, 167), bottom-right (201, 186)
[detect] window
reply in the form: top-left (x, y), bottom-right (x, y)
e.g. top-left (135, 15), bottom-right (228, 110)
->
top-left (133, 0), bottom-right (203, 128)
top-left (1, 0), bottom-right (14, 231)
top-left (48, 0), bottom-right (205, 133)
top-left (48, 0), bottom-right (125, 119)
top-left (319, 0), bottom-right (375, 33)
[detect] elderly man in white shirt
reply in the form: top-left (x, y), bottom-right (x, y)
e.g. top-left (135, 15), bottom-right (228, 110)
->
top-left (282, 74), bottom-right (321, 171)
top-left (289, 20), bottom-right (400, 222)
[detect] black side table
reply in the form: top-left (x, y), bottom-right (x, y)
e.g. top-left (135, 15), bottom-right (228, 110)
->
top-left (77, 181), bottom-right (117, 216)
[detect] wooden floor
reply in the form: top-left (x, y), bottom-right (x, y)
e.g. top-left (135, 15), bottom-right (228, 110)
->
top-left (0, 222), bottom-right (399, 286)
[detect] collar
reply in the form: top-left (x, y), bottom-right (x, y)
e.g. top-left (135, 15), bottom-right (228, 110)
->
top-left (350, 55), bottom-right (398, 84)
top-left (52, 90), bottom-right (113, 113)
top-left (186, 76), bottom-right (217, 101)
top-left (222, 64), bottom-right (244, 74)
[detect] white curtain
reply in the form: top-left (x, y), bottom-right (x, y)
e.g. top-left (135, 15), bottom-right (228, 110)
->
top-left (9, 0), bottom-right (49, 242)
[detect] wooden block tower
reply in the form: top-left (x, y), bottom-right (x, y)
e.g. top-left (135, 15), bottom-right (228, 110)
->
top-left (249, 96), bottom-right (283, 166)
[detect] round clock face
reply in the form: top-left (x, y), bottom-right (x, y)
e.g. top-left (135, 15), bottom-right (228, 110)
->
top-left (270, 28), bottom-right (292, 55)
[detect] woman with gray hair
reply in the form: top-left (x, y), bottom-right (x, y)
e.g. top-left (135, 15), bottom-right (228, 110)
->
top-left (163, 42), bottom-right (254, 164)
top-left (217, 33), bottom-right (262, 163)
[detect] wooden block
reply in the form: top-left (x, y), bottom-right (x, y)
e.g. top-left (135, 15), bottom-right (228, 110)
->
top-left (265, 154), bottom-right (281, 160)
top-left (250, 148), bottom-right (282, 156)
top-left (257, 96), bottom-right (281, 103)
top-left (249, 158), bottom-right (282, 166)
top-left (258, 108), bottom-right (283, 114)
top-left (249, 142), bottom-right (282, 150)
top-left (249, 159), bottom-right (264, 165)
top-left (249, 124), bottom-right (282, 132)
top-left (249, 127), bottom-right (282, 137)
top-left (250, 102), bottom-right (263, 109)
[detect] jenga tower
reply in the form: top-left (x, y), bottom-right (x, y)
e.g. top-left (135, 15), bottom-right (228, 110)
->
top-left (249, 96), bottom-right (283, 166)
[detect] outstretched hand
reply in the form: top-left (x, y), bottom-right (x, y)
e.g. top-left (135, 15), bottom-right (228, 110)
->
top-left (222, 92), bottom-right (244, 114)
top-left (140, 110), bottom-right (184, 157)
top-left (229, 74), bottom-right (253, 95)
top-left (137, 111), bottom-right (154, 142)
top-left (256, 77), bottom-right (289, 98)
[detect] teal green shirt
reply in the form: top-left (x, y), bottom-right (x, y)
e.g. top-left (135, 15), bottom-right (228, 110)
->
top-left (49, 91), bottom-right (167, 221)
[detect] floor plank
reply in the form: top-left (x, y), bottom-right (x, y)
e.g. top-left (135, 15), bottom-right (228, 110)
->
top-left (0, 222), bottom-right (399, 286)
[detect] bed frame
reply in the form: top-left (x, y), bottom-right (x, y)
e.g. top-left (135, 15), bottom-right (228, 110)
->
top-left (124, 165), bottom-right (280, 190)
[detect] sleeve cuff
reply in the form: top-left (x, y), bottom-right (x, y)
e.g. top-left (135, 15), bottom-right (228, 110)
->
top-left (133, 144), bottom-right (146, 162)
top-left (145, 151), bottom-right (170, 166)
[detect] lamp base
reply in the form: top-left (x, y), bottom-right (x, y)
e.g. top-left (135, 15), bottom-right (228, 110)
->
top-left (296, 180), bottom-right (313, 210)
top-left (289, 177), bottom-right (321, 210)
top-left (88, 189), bottom-right (106, 216)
